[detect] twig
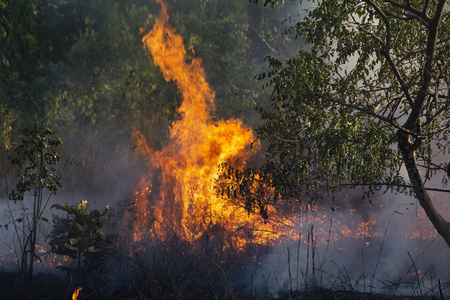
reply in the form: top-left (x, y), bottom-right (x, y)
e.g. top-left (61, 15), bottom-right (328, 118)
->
top-left (438, 279), bottom-right (444, 300)
top-left (371, 204), bottom-right (399, 293)
top-left (287, 246), bottom-right (292, 299)
top-left (207, 257), bottom-right (237, 300)
top-left (407, 251), bottom-right (423, 296)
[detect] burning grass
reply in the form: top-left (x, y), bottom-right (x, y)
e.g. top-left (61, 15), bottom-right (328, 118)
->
top-left (1, 195), bottom-right (450, 299)
top-left (1, 0), bottom-right (450, 298)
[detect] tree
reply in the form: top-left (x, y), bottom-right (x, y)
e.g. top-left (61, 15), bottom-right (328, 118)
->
top-left (0, 0), bottom-right (45, 123)
top-left (0, 0), bottom-right (89, 125)
top-left (49, 200), bottom-right (110, 272)
top-left (0, 104), bottom-right (14, 178)
top-left (8, 124), bottom-right (62, 280)
top-left (50, 0), bottom-right (264, 130)
top-left (246, 0), bottom-right (450, 247)
top-left (165, 0), bottom-right (265, 122)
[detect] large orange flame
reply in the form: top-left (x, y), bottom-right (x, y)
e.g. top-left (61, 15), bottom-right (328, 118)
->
top-left (127, 0), bottom-right (450, 252)
top-left (130, 0), bottom-right (286, 249)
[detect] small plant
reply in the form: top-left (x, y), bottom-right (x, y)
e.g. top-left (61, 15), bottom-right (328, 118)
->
top-left (49, 200), bottom-right (110, 272)
top-left (8, 124), bottom-right (62, 281)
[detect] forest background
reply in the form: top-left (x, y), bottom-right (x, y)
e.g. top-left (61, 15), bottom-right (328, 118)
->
top-left (0, 0), bottom-right (298, 198)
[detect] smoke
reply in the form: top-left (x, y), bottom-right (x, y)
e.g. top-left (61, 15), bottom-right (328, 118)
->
top-left (1, 3), bottom-right (449, 298)
top-left (249, 192), bottom-right (450, 297)
top-left (58, 124), bottom-right (147, 208)
top-left (243, 1), bottom-right (450, 296)
top-left (0, 122), bottom-right (148, 273)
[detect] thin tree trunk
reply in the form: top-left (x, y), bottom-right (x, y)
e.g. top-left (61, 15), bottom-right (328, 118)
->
top-left (398, 132), bottom-right (450, 248)
top-left (28, 195), bottom-right (37, 282)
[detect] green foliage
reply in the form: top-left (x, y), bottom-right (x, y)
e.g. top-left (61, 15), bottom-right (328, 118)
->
top-left (44, 0), bottom-right (272, 153)
top-left (9, 125), bottom-right (62, 201)
top-left (166, 0), bottom-right (264, 121)
top-left (249, 0), bottom-right (288, 8)
top-left (0, 0), bottom-right (90, 125)
top-left (0, 0), bottom-right (42, 122)
top-left (7, 124), bottom-right (62, 280)
top-left (0, 0), bottom-right (288, 132)
top-left (49, 200), bottom-right (110, 271)
top-left (242, 0), bottom-right (450, 249)
top-left (255, 51), bottom-right (403, 202)
top-left (47, 0), bottom-right (174, 143)
top-left (0, 0), bottom-right (39, 78)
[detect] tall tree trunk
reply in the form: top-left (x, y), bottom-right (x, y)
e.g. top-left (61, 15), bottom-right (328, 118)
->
top-left (398, 131), bottom-right (450, 248)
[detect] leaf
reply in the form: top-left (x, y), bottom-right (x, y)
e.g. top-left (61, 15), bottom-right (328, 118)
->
top-left (89, 209), bottom-right (100, 219)
top-left (74, 223), bottom-right (84, 234)
top-left (77, 200), bottom-right (90, 214)
top-left (51, 203), bottom-right (71, 213)
top-left (98, 215), bottom-right (108, 225)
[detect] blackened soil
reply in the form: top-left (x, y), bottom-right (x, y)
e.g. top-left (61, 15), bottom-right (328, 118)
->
top-left (0, 272), bottom-right (444, 300)
top-left (0, 272), bottom-right (69, 300)
top-left (0, 271), bottom-right (138, 300)
top-left (276, 289), bottom-right (444, 300)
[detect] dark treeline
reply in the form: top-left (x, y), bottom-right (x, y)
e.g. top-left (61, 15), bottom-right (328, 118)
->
top-left (0, 0), bottom-right (300, 193)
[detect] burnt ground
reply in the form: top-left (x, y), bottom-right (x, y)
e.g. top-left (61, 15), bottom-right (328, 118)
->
top-left (0, 271), bottom-right (140, 300)
top-left (0, 271), bottom-right (446, 300)
top-left (277, 289), bottom-right (447, 300)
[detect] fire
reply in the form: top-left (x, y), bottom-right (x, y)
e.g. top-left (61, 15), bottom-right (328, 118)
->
top-left (129, 0), bottom-right (290, 249)
top-left (72, 287), bottom-right (82, 300)
top-left (126, 0), bottom-right (450, 253)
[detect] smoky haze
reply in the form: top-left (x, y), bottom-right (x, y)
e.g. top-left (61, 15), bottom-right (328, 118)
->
top-left (0, 1), bottom-right (449, 298)
top-left (250, 192), bottom-right (450, 297)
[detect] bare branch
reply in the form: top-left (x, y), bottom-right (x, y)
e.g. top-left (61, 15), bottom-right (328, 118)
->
top-left (423, 100), bottom-right (450, 126)
top-left (350, 13), bottom-right (385, 45)
top-left (423, 0), bottom-right (431, 18)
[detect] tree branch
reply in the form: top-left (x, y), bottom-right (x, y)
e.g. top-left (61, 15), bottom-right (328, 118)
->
top-left (423, 0), bottom-right (431, 19)
top-left (384, 0), bottom-right (431, 23)
top-left (423, 100), bottom-right (450, 126)
top-left (364, 0), bottom-right (416, 107)
top-left (385, 11), bottom-right (430, 28)
top-left (403, 0), bottom-right (447, 130)
top-left (317, 93), bottom-right (422, 137)
top-left (336, 182), bottom-right (450, 193)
